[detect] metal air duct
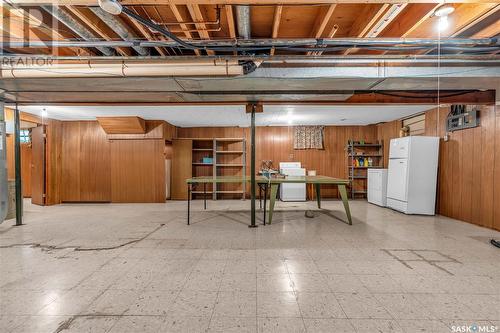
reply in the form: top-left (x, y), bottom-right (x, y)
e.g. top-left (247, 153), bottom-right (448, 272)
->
top-left (41, 6), bottom-right (114, 56)
top-left (90, 8), bottom-right (149, 56)
top-left (235, 5), bottom-right (251, 39)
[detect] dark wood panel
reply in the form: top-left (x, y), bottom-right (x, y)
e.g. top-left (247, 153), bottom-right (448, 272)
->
top-left (21, 143), bottom-right (32, 198)
top-left (61, 122), bottom-right (81, 201)
top-left (79, 121), bottom-right (111, 202)
top-left (110, 139), bottom-right (166, 203)
top-left (31, 126), bottom-right (45, 206)
top-left (171, 139), bottom-right (192, 200)
top-left (46, 119), bottom-right (63, 205)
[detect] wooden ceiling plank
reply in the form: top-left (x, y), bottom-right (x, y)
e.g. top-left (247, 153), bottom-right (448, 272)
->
top-left (186, 4), bottom-right (215, 55)
top-left (270, 5), bottom-right (283, 56)
top-left (169, 4), bottom-right (201, 56)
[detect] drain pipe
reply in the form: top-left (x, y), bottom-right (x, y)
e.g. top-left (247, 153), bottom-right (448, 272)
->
top-left (41, 6), bottom-right (115, 56)
top-left (90, 8), bottom-right (150, 56)
top-left (235, 5), bottom-right (251, 39)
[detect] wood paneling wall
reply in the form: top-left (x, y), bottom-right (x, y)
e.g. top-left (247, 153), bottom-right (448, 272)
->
top-left (376, 120), bottom-right (401, 168)
top-left (61, 121), bottom-right (111, 202)
top-left (46, 120), bottom-right (63, 205)
top-left (110, 139), bottom-right (166, 203)
top-left (21, 143), bottom-right (32, 197)
top-left (60, 121), bottom-right (165, 203)
top-left (377, 106), bottom-right (500, 231)
top-left (178, 125), bottom-right (378, 198)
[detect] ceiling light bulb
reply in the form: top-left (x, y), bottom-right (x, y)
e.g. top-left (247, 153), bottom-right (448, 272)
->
top-left (41, 109), bottom-right (48, 117)
top-left (434, 4), bottom-right (455, 17)
top-left (98, 0), bottom-right (123, 15)
top-left (438, 16), bottom-right (449, 31)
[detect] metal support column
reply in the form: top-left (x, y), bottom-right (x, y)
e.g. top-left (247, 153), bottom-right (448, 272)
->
top-left (249, 104), bottom-right (257, 228)
top-left (14, 104), bottom-right (22, 226)
top-left (0, 97), bottom-right (8, 223)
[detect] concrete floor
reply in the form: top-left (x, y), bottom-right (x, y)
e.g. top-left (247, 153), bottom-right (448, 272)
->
top-left (0, 199), bottom-right (499, 333)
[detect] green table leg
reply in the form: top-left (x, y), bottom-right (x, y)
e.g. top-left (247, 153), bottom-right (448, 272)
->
top-left (315, 183), bottom-right (321, 209)
top-left (338, 184), bottom-right (352, 225)
top-left (267, 184), bottom-right (279, 225)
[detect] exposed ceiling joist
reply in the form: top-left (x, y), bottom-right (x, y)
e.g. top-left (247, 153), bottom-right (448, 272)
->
top-left (2, 5), bottom-right (85, 56)
top-left (168, 4), bottom-right (201, 56)
top-left (41, 5), bottom-right (115, 56)
top-left (6, 0), bottom-right (499, 5)
top-left (270, 5), bottom-right (283, 56)
top-left (307, 4), bottom-right (336, 56)
top-left (64, 6), bottom-right (132, 56)
top-left (186, 4), bottom-right (215, 55)
top-left (124, 7), bottom-right (168, 56)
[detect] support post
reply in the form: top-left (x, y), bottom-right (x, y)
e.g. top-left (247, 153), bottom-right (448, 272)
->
top-left (249, 104), bottom-right (257, 228)
top-left (14, 104), bottom-right (22, 226)
top-left (0, 97), bottom-right (8, 223)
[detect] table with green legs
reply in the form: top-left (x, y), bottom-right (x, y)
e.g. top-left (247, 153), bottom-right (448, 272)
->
top-left (186, 175), bottom-right (352, 226)
top-left (260, 176), bottom-right (352, 225)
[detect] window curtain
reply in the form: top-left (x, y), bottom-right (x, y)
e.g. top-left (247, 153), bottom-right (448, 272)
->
top-left (293, 126), bottom-right (324, 149)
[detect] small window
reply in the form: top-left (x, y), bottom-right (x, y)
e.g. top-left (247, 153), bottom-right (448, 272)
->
top-left (19, 129), bottom-right (31, 143)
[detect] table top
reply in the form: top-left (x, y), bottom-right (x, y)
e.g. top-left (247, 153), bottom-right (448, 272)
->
top-left (186, 175), bottom-right (349, 185)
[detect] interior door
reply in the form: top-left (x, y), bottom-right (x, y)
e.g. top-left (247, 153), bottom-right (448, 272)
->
top-left (31, 126), bottom-right (45, 205)
top-left (387, 158), bottom-right (408, 201)
top-left (171, 139), bottom-right (192, 200)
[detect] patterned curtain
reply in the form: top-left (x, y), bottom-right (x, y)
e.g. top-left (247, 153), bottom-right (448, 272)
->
top-left (293, 126), bottom-right (324, 149)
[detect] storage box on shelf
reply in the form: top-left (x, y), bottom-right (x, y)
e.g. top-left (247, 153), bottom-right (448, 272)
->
top-left (346, 140), bottom-right (384, 199)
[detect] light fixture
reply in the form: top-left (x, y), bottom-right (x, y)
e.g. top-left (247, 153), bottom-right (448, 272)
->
top-left (434, 4), bottom-right (455, 17)
top-left (41, 109), bottom-right (48, 117)
top-left (98, 0), bottom-right (123, 15)
top-left (434, 4), bottom-right (454, 31)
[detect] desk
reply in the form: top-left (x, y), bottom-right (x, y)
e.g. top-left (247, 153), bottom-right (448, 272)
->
top-left (186, 175), bottom-right (352, 226)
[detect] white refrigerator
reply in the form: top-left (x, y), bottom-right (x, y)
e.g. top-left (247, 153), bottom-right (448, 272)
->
top-left (279, 162), bottom-right (306, 201)
top-left (386, 136), bottom-right (439, 215)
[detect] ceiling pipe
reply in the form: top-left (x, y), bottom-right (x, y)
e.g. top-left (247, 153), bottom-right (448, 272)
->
top-left (90, 7), bottom-right (150, 56)
top-left (235, 5), bottom-right (251, 39)
top-left (5, 38), bottom-right (498, 49)
top-left (0, 61), bottom-right (244, 78)
top-left (41, 6), bottom-right (115, 56)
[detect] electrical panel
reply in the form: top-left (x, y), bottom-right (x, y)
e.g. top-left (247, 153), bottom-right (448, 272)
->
top-left (446, 104), bottom-right (480, 132)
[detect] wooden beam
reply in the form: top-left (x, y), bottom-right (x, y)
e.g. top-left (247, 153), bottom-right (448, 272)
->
top-left (306, 4), bottom-right (336, 56)
top-left (225, 5), bottom-right (236, 39)
top-left (168, 4), bottom-right (201, 56)
top-left (186, 4), bottom-right (215, 55)
top-left (125, 7), bottom-right (168, 56)
top-left (270, 5), bottom-right (283, 56)
top-left (64, 6), bottom-right (132, 56)
top-left (6, 1), bottom-right (500, 5)
top-left (2, 5), bottom-right (86, 56)
top-left (314, 24), bottom-right (339, 56)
